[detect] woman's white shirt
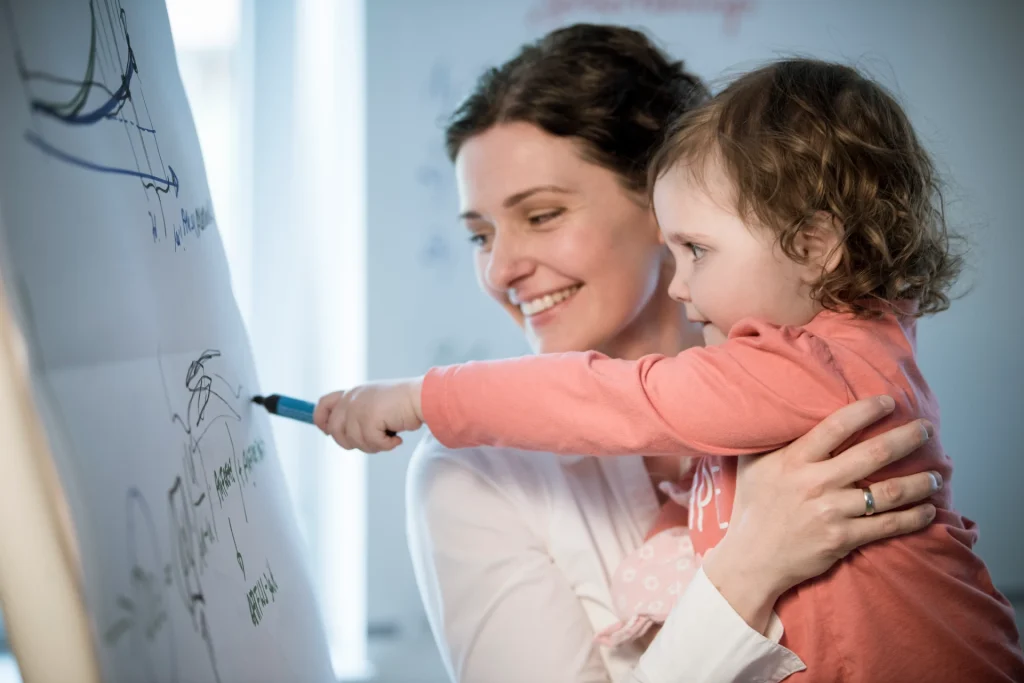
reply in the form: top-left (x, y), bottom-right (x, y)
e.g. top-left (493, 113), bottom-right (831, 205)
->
top-left (405, 434), bottom-right (806, 683)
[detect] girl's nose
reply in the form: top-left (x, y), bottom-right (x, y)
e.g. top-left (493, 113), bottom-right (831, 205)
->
top-left (668, 275), bottom-right (690, 303)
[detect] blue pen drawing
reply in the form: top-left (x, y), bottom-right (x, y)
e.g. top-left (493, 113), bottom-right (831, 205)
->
top-left (415, 60), bottom-right (470, 274)
top-left (2, 0), bottom-right (213, 251)
top-left (419, 230), bottom-right (454, 270)
top-left (415, 61), bottom-right (460, 209)
top-left (415, 164), bottom-right (445, 202)
top-left (425, 61), bottom-right (461, 122)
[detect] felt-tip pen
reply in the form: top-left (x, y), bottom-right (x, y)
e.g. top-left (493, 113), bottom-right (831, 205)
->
top-left (251, 394), bottom-right (316, 423)
top-left (251, 393), bottom-right (396, 437)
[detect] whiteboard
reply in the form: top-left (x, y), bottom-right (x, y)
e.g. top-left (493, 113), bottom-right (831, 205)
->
top-left (0, 1), bottom-right (334, 681)
top-left (366, 0), bottom-right (1024, 631)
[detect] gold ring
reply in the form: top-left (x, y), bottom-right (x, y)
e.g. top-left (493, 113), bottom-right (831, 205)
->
top-left (862, 487), bottom-right (876, 516)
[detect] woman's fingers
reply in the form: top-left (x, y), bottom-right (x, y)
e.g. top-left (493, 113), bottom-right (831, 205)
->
top-left (787, 396), bottom-right (896, 464)
top-left (836, 470), bottom-right (942, 518)
top-left (844, 504), bottom-right (936, 550)
top-left (823, 418), bottom-right (934, 487)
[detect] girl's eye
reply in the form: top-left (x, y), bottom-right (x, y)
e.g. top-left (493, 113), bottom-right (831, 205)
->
top-left (688, 243), bottom-right (707, 260)
top-left (528, 208), bottom-right (564, 226)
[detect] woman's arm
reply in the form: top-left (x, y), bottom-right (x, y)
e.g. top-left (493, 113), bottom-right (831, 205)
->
top-left (630, 566), bottom-right (803, 683)
top-left (708, 397), bottom-right (939, 626)
top-left (631, 397), bottom-right (940, 682)
top-left (407, 398), bottom-right (939, 683)
top-left (406, 439), bottom-right (807, 683)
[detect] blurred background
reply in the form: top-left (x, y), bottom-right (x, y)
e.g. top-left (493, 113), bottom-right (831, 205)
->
top-left (1, 1), bottom-right (1022, 681)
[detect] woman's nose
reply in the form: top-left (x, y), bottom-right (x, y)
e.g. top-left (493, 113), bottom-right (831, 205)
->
top-left (484, 232), bottom-right (534, 291)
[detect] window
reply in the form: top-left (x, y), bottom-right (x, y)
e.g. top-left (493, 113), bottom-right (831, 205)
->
top-left (169, 0), bottom-right (369, 678)
top-left (167, 0), bottom-right (250, 322)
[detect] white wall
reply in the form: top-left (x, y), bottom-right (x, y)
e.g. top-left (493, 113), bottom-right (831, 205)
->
top-left (366, 0), bottom-right (1024, 648)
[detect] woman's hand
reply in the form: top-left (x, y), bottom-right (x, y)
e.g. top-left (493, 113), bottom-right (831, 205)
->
top-left (701, 395), bottom-right (940, 633)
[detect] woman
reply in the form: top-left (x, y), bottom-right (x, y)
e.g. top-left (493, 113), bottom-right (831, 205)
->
top-left (405, 24), bottom-right (940, 683)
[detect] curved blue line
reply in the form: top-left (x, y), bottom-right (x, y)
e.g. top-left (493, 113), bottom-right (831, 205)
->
top-left (24, 129), bottom-right (178, 193)
top-left (31, 51), bottom-right (136, 125)
top-left (106, 114), bottom-right (155, 134)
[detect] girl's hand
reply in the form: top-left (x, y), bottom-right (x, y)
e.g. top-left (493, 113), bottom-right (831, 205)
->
top-left (314, 378), bottom-right (425, 453)
top-left (701, 395), bottom-right (940, 633)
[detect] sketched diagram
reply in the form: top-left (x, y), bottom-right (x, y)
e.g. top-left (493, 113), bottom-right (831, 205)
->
top-left (105, 348), bottom-right (251, 683)
top-left (104, 488), bottom-right (180, 683)
top-left (415, 61), bottom-right (462, 277)
top-left (101, 350), bottom-right (246, 683)
top-left (1, 0), bottom-right (180, 244)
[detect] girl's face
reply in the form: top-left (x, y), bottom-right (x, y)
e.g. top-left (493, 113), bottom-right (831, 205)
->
top-left (455, 122), bottom-right (702, 358)
top-left (653, 160), bottom-right (823, 342)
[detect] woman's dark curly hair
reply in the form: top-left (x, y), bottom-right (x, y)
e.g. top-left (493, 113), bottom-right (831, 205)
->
top-left (445, 23), bottom-right (709, 196)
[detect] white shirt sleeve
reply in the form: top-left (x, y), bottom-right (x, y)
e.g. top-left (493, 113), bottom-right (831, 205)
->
top-left (630, 568), bottom-right (805, 683)
top-left (406, 440), bottom-right (805, 683)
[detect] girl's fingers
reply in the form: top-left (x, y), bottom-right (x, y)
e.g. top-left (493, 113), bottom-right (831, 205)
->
top-left (347, 422), bottom-right (368, 453)
top-left (313, 393), bottom-right (338, 431)
top-left (366, 429), bottom-right (402, 453)
top-left (326, 402), bottom-right (344, 435)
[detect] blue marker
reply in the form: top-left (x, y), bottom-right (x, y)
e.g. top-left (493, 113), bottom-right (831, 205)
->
top-left (252, 393), bottom-right (397, 436)
top-left (251, 394), bottom-right (315, 423)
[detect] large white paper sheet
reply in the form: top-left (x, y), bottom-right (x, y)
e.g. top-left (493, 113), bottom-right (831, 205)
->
top-left (0, 2), bottom-right (334, 681)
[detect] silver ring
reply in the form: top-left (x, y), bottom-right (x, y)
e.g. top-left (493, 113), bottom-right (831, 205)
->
top-left (862, 487), bottom-right (876, 516)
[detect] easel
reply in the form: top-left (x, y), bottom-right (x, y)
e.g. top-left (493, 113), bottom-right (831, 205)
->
top-left (0, 271), bottom-right (100, 683)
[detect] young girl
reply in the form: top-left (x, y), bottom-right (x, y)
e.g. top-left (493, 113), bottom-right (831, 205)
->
top-left (317, 58), bottom-right (1024, 680)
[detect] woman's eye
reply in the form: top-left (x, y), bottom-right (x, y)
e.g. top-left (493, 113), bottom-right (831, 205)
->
top-left (468, 233), bottom-right (490, 248)
top-left (528, 209), bottom-right (564, 226)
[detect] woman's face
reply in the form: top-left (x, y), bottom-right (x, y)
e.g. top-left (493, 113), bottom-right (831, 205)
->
top-left (454, 122), bottom-right (698, 357)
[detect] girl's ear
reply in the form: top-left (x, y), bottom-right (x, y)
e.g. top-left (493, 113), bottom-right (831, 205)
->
top-left (795, 211), bottom-right (845, 279)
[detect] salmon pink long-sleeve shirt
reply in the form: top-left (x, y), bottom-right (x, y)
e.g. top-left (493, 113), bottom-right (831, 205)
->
top-left (421, 308), bottom-right (1024, 682)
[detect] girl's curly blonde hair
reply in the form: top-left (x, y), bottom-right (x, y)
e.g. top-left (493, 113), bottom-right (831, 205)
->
top-left (650, 58), bottom-right (965, 318)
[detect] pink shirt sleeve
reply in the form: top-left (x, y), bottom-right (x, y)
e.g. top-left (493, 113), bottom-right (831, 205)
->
top-left (421, 319), bottom-right (852, 458)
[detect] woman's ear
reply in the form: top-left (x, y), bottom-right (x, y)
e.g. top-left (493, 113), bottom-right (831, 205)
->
top-left (640, 203), bottom-right (664, 245)
top-left (659, 244), bottom-right (675, 279)
top-left (795, 211), bottom-right (845, 279)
